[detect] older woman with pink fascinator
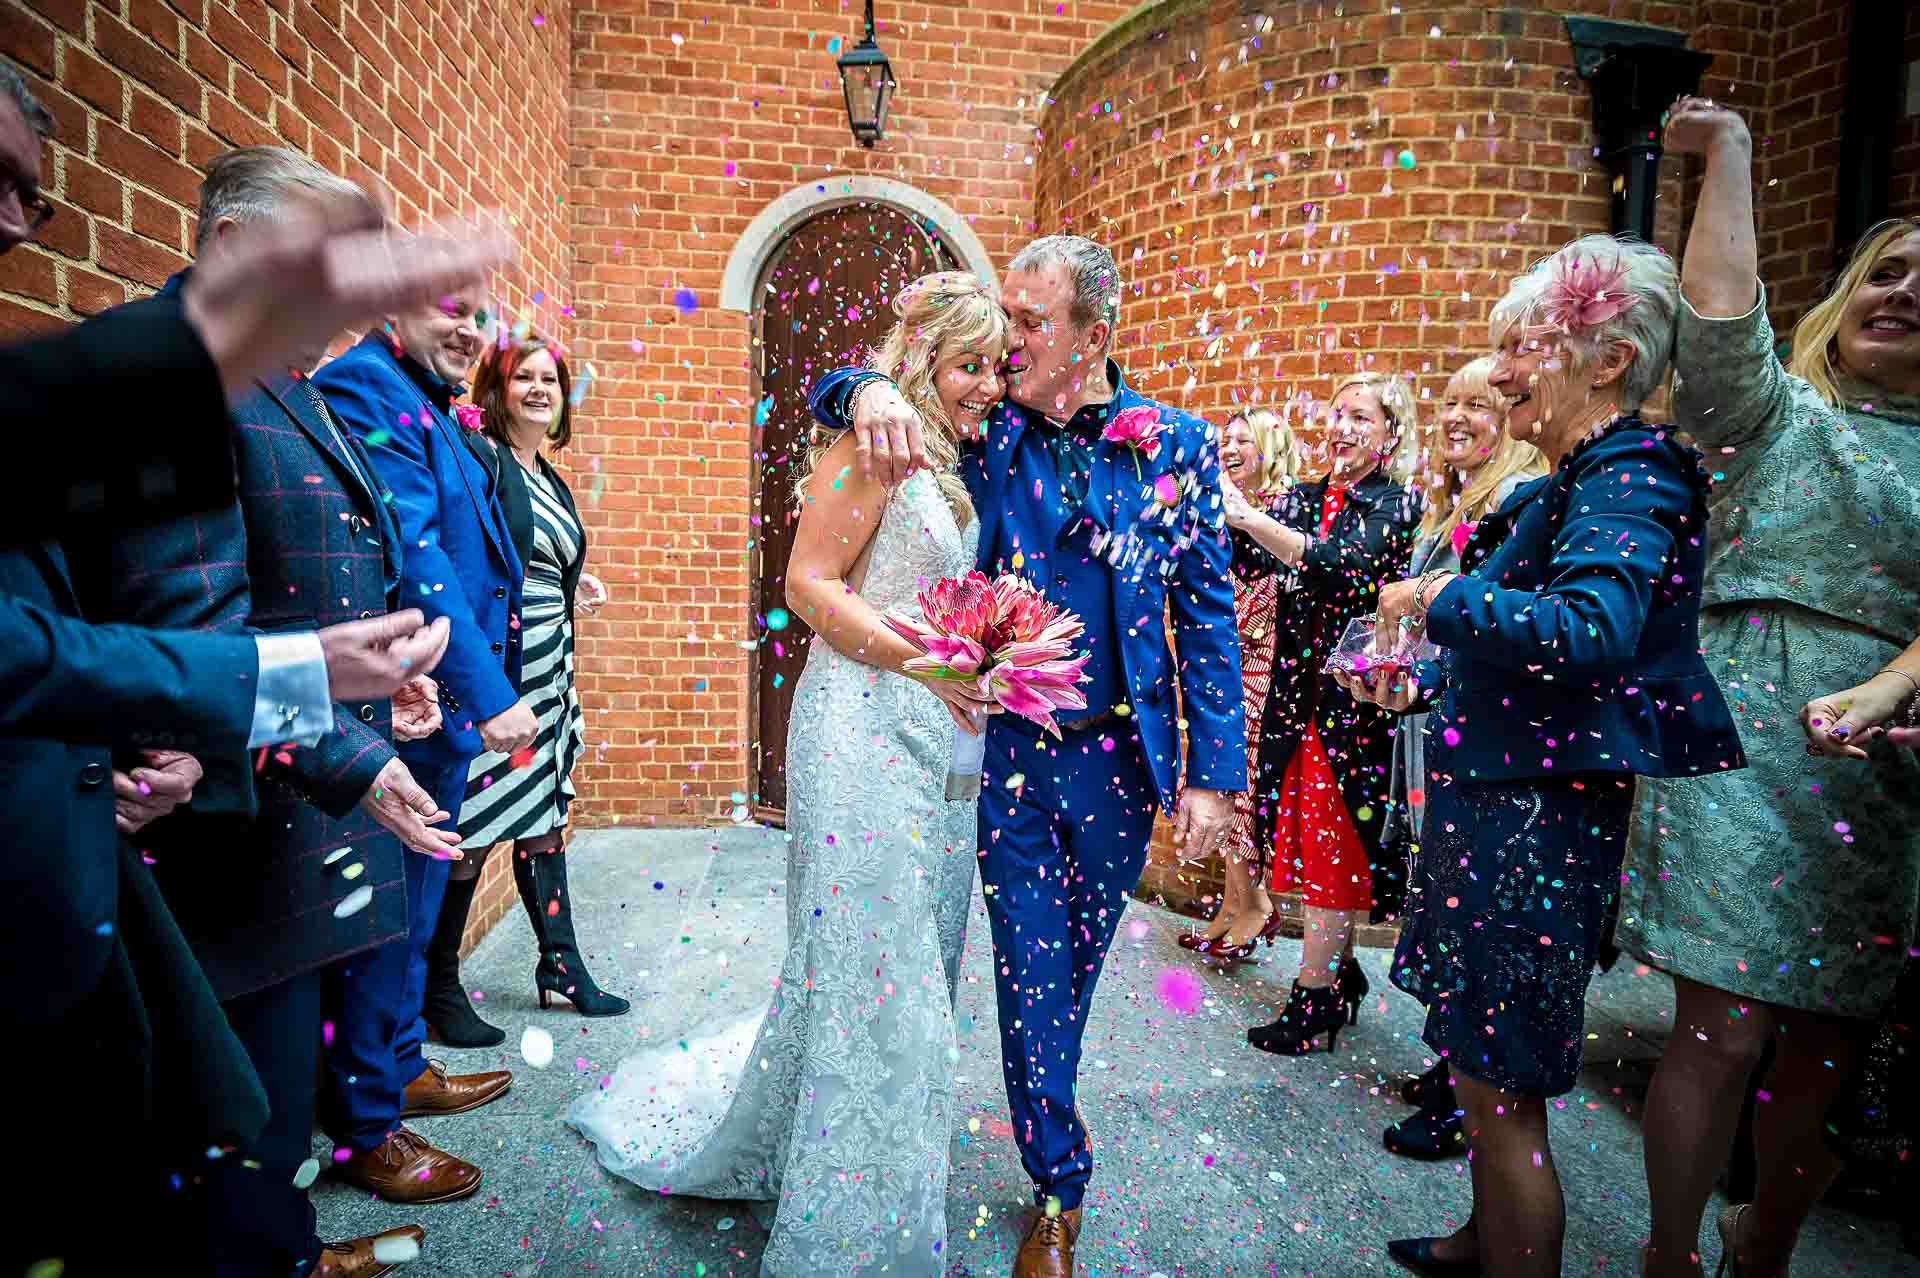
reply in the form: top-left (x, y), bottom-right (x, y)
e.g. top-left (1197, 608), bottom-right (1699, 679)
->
top-left (1619, 99), bottom-right (1920, 1278)
top-left (1341, 233), bottom-right (1743, 1278)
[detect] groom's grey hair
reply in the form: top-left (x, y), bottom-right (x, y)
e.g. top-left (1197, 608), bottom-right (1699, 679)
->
top-left (1008, 235), bottom-right (1121, 351)
top-left (0, 58), bottom-right (54, 139)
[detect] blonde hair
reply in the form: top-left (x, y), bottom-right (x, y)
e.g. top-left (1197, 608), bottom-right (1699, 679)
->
top-left (793, 271), bottom-right (1004, 528)
top-left (1224, 407), bottom-right (1299, 497)
top-left (1789, 217), bottom-right (1920, 409)
top-left (1416, 355), bottom-right (1547, 543)
top-left (1326, 370), bottom-right (1419, 484)
top-left (1489, 234), bottom-right (1680, 412)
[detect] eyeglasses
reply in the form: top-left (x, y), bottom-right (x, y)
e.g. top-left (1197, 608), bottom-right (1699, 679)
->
top-left (1, 173), bottom-right (55, 234)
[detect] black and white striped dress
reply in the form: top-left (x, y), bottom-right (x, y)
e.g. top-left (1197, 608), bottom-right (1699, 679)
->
top-left (461, 465), bottom-right (586, 845)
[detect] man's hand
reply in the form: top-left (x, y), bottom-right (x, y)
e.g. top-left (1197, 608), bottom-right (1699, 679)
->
top-left (1171, 786), bottom-right (1235, 861)
top-left (577, 571), bottom-right (610, 618)
top-left (849, 380), bottom-right (931, 487)
top-left (183, 194), bottom-right (514, 400)
top-left (479, 701), bottom-right (538, 755)
top-left (390, 674), bottom-right (442, 741)
top-left (113, 749), bottom-right (204, 836)
top-left (360, 757), bottom-right (463, 859)
top-left (317, 611), bottom-right (450, 701)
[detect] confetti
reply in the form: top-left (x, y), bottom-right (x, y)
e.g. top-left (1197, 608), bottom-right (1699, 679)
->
top-left (521, 1026), bottom-right (556, 1069)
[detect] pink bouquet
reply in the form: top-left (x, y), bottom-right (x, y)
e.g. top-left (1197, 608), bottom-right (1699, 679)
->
top-left (1102, 405), bottom-right (1169, 479)
top-left (885, 571), bottom-right (1091, 737)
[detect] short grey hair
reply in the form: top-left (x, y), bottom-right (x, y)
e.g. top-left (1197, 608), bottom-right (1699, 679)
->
top-left (1489, 234), bottom-right (1679, 413)
top-left (0, 58), bottom-right (54, 138)
top-left (1007, 234), bottom-right (1121, 348)
top-left (196, 146), bottom-right (371, 250)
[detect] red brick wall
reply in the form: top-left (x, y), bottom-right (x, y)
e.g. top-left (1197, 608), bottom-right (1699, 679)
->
top-left (560, 0), bottom-right (1138, 829)
top-left (1750, 0), bottom-right (1852, 333)
top-left (1890, 4), bottom-right (1920, 220)
top-left (0, 0), bottom-right (573, 338)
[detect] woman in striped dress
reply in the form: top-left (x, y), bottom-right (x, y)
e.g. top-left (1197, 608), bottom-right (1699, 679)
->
top-left (421, 330), bottom-right (629, 1048)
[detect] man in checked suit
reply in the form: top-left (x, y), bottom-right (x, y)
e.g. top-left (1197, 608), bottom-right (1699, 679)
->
top-left (71, 148), bottom-right (502, 1277)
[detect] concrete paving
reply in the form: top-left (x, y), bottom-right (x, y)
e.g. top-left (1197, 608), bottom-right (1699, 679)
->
top-left (314, 826), bottom-right (1914, 1276)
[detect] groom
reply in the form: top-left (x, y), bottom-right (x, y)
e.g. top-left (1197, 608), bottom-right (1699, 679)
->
top-left (818, 235), bottom-right (1245, 1277)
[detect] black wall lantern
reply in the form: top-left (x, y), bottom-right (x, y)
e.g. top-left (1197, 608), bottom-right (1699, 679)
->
top-left (837, 0), bottom-right (894, 148)
top-left (1564, 17), bottom-right (1714, 243)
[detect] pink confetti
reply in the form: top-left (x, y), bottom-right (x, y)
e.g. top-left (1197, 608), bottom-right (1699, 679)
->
top-left (1155, 966), bottom-right (1203, 1016)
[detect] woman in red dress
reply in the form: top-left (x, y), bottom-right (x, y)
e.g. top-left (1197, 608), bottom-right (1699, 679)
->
top-left (1219, 372), bottom-right (1422, 1054)
top-left (1184, 407), bottom-right (1300, 959)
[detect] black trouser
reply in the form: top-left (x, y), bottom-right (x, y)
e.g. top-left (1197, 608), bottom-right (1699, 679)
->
top-left (183, 970), bottom-right (325, 1277)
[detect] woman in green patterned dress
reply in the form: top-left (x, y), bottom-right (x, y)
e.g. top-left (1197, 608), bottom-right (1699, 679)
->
top-left (1623, 98), bottom-right (1920, 1278)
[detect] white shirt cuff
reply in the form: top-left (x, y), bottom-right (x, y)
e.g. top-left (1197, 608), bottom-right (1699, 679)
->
top-left (249, 632), bottom-right (333, 748)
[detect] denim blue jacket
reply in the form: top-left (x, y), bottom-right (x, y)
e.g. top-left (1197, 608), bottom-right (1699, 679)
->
top-left (1419, 416), bottom-right (1745, 782)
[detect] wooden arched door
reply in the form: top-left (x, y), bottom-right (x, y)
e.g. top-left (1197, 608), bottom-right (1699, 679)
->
top-left (750, 202), bottom-right (958, 819)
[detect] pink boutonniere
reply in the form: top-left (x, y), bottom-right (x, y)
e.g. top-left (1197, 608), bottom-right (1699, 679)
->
top-left (1101, 405), bottom-right (1169, 479)
top-left (453, 404), bottom-right (484, 432)
top-left (1449, 520), bottom-right (1479, 557)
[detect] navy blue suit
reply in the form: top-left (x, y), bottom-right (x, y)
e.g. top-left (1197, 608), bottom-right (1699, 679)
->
top-left (0, 297), bottom-right (273, 1274)
top-left (311, 333), bottom-right (522, 1147)
top-left (1420, 416), bottom-right (1745, 780)
top-left (1391, 417), bottom-right (1745, 1095)
top-left (812, 361), bottom-right (1245, 1209)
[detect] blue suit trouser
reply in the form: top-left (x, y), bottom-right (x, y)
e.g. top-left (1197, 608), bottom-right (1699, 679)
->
top-left (321, 754), bottom-right (467, 1151)
top-left (979, 717), bottom-right (1157, 1212)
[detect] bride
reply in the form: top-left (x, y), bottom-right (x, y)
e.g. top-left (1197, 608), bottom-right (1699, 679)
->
top-left (568, 272), bottom-right (1007, 1276)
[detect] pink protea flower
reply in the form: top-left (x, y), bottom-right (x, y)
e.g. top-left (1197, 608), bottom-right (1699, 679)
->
top-left (884, 571), bottom-right (1090, 737)
top-left (454, 403), bottom-right (485, 431)
top-left (1102, 405), bottom-right (1169, 478)
top-left (1536, 253), bottom-right (1639, 338)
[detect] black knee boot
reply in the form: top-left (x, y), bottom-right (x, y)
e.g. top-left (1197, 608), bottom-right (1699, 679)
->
top-left (514, 847), bottom-right (629, 1018)
top-left (422, 874), bottom-right (506, 1047)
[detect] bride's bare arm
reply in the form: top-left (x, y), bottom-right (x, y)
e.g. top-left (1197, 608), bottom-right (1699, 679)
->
top-left (785, 431), bottom-right (924, 674)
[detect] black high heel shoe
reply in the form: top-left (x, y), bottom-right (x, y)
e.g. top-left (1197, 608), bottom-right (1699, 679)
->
top-left (1387, 1235), bottom-right (1481, 1278)
top-left (1246, 981), bottom-right (1348, 1055)
top-left (1382, 1107), bottom-right (1467, 1160)
top-left (516, 847), bottom-right (631, 1019)
top-left (1400, 1059), bottom-right (1451, 1109)
top-left (422, 875), bottom-right (506, 1047)
top-left (1337, 954), bottom-right (1370, 1026)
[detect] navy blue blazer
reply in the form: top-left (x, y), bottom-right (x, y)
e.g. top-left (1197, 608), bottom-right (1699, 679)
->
top-left (1419, 416), bottom-right (1745, 782)
top-left (0, 300), bottom-right (270, 1150)
top-left (312, 334), bottom-right (523, 765)
top-left (66, 277), bottom-right (255, 820)
top-left (810, 362), bottom-right (1247, 810)
top-left (146, 372), bottom-right (412, 1001)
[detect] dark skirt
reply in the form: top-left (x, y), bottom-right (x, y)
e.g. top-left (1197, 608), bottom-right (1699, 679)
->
top-left (1390, 770), bottom-right (1634, 1097)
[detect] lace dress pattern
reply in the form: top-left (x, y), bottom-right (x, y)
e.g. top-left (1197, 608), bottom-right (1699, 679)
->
top-left (568, 471), bottom-right (980, 1277)
top-left (1618, 288), bottom-right (1920, 1018)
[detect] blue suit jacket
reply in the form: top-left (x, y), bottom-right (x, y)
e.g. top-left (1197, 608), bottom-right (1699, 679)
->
top-left (1419, 416), bottom-right (1745, 782)
top-left (312, 334), bottom-right (523, 766)
top-left (145, 372), bottom-right (412, 1000)
top-left (811, 363), bottom-right (1247, 810)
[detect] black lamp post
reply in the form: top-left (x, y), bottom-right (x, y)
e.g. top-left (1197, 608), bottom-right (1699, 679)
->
top-left (837, 0), bottom-right (894, 148)
top-left (1564, 17), bottom-right (1713, 243)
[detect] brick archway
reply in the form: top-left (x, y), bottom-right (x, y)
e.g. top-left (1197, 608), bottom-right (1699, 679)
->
top-left (718, 178), bottom-right (999, 314)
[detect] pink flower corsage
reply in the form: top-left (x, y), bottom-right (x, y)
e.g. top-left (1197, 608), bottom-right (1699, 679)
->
top-left (1102, 405), bottom-right (1169, 479)
top-left (1449, 519), bottom-right (1479, 557)
top-left (1536, 253), bottom-right (1639, 338)
top-left (453, 404), bottom-right (484, 431)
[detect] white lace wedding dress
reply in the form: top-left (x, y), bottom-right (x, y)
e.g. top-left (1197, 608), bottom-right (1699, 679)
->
top-left (568, 470), bottom-right (980, 1277)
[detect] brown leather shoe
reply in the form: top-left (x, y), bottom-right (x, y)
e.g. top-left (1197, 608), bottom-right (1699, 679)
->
top-left (334, 1127), bottom-right (481, 1204)
top-left (313, 1225), bottom-right (426, 1277)
top-left (1013, 1206), bottom-right (1082, 1278)
top-left (399, 1057), bottom-right (512, 1118)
